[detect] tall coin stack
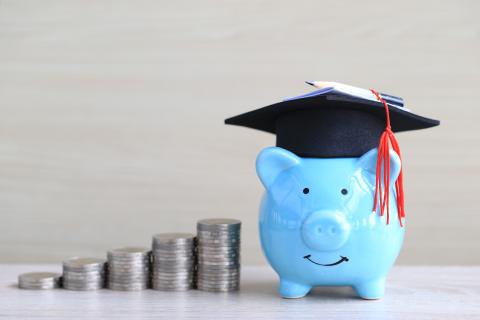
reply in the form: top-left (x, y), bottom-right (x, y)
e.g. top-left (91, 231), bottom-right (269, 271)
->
top-left (196, 218), bottom-right (241, 292)
top-left (151, 233), bottom-right (196, 291)
top-left (62, 258), bottom-right (106, 291)
top-left (107, 247), bottom-right (151, 291)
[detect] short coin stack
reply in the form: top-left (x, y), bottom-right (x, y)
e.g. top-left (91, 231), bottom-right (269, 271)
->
top-left (196, 218), bottom-right (241, 292)
top-left (107, 247), bottom-right (151, 291)
top-left (151, 233), bottom-right (196, 291)
top-left (18, 272), bottom-right (61, 290)
top-left (62, 257), bottom-right (106, 291)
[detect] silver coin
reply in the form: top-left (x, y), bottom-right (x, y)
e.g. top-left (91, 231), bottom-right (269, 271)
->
top-left (108, 274), bottom-right (149, 281)
top-left (152, 282), bottom-right (194, 291)
top-left (197, 256), bottom-right (239, 262)
top-left (108, 264), bottom-right (150, 271)
top-left (63, 258), bottom-right (106, 271)
top-left (108, 260), bottom-right (150, 265)
top-left (62, 277), bottom-right (104, 284)
top-left (152, 274), bottom-right (193, 280)
top-left (108, 271), bottom-right (150, 277)
top-left (152, 261), bottom-right (194, 267)
top-left (108, 269), bottom-right (150, 275)
top-left (151, 278), bottom-right (193, 283)
top-left (152, 260), bottom-right (194, 266)
top-left (197, 280), bottom-right (239, 287)
top-left (152, 246), bottom-right (195, 252)
top-left (197, 272), bottom-right (240, 279)
top-left (152, 277), bottom-right (194, 283)
top-left (197, 239), bottom-right (240, 246)
top-left (108, 259), bottom-right (151, 266)
top-left (153, 261), bottom-right (195, 268)
top-left (62, 278), bottom-right (104, 285)
top-left (197, 234), bottom-right (240, 241)
top-left (197, 275), bottom-right (239, 282)
top-left (152, 271), bottom-right (194, 277)
top-left (152, 256), bottom-right (194, 262)
top-left (198, 244), bottom-right (239, 250)
top-left (108, 282), bottom-right (148, 291)
top-left (152, 254), bottom-right (194, 260)
top-left (197, 268), bottom-right (240, 275)
top-left (198, 254), bottom-right (238, 260)
top-left (152, 233), bottom-right (195, 245)
top-left (108, 247), bottom-right (150, 256)
top-left (197, 286), bottom-right (239, 292)
top-left (152, 259), bottom-right (195, 266)
top-left (152, 250), bottom-right (195, 256)
top-left (108, 254), bottom-right (151, 259)
top-left (197, 280), bottom-right (240, 289)
top-left (62, 276), bottom-right (104, 282)
top-left (18, 272), bottom-right (61, 290)
top-left (197, 248), bottom-right (239, 255)
top-left (63, 286), bottom-right (103, 291)
top-left (198, 262), bottom-right (239, 268)
top-left (198, 261), bottom-right (240, 267)
top-left (152, 285), bottom-right (193, 291)
top-left (153, 254), bottom-right (195, 260)
top-left (63, 283), bottom-right (104, 291)
top-left (197, 218), bottom-right (241, 230)
top-left (152, 269), bottom-right (195, 275)
top-left (197, 235), bottom-right (240, 242)
top-left (197, 282), bottom-right (239, 289)
top-left (197, 234), bottom-right (240, 239)
top-left (197, 229), bottom-right (240, 235)
top-left (152, 280), bottom-right (193, 287)
top-left (62, 270), bottom-right (105, 277)
top-left (152, 239), bottom-right (196, 246)
top-left (108, 259), bottom-right (150, 265)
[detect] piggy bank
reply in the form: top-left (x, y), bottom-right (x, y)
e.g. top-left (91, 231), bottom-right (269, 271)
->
top-left (256, 146), bottom-right (404, 299)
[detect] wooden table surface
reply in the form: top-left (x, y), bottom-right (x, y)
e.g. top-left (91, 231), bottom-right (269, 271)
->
top-left (1, 265), bottom-right (479, 319)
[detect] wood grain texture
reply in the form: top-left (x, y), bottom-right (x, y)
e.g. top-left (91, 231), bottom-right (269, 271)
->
top-left (1, 265), bottom-right (479, 319)
top-left (0, 0), bottom-right (479, 265)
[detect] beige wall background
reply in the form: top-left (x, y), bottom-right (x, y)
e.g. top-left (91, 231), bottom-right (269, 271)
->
top-left (0, 0), bottom-right (478, 265)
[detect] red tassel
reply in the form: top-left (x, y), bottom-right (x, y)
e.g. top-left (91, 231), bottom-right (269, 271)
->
top-left (370, 89), bottom-right (405, 227)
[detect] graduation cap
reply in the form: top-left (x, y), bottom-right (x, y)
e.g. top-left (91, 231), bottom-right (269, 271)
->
top-left (225, 81), bottom-right (440, 226)
top-left (225, 81), bottom-right (439, 158)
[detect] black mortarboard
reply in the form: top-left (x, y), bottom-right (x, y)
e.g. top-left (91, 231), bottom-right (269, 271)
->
top-left (225, 82), bottom-right (440, 158)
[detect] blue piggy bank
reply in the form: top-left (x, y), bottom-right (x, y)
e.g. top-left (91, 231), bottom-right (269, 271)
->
top-left (256, 146), bottom-right (404, 299)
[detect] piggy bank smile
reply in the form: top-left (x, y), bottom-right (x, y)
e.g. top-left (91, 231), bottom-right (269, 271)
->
top-left (303, 254), bottom-right (349, 266)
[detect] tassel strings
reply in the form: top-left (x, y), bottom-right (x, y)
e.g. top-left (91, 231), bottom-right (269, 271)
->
top-left (370, 89), bottom-right (406, 227)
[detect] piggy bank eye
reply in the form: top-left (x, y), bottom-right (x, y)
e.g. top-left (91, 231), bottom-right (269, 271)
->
top-left (341, 188), bottom-right (348, 195)
top-left (303, 188), bottom-right (310, 194)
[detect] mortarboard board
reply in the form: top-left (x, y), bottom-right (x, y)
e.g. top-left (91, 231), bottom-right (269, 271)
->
top-left (225, 81), bottom-right (439, 158)
top-left (225, 81), bottom-right (440, 226)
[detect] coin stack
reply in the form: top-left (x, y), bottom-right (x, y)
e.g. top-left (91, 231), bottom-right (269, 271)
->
top-left (107, 247), bottom-right (151, 291)
top-left (62, 257), bottom-right (106, 291)
top-left (18, 272), bottom-right (61, 290)
top-left (196, 218), bottom-right (241, 292)
top-left (151, 233), bottom-right (196, 291)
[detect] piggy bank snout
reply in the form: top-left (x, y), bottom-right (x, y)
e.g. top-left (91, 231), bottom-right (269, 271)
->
top-left (301, 211), bottom-right (351, 251)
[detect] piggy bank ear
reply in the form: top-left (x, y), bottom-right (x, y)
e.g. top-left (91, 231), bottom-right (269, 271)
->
top-left (356, 148), bottom-right (401, 186)
top-left (256, 147), bottom-right (301, 189)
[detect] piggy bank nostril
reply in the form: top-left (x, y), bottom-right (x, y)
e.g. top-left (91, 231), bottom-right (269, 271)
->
top-left (330, 227), bottom-right (337, 234)
top-left (317, 227), bottom-right (323, 234)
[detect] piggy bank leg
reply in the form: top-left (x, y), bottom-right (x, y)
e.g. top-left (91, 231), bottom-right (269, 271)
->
top-left (353, 277), bottom-right (386, 300)
top-left (279, 279), bottom-right (311, 299)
